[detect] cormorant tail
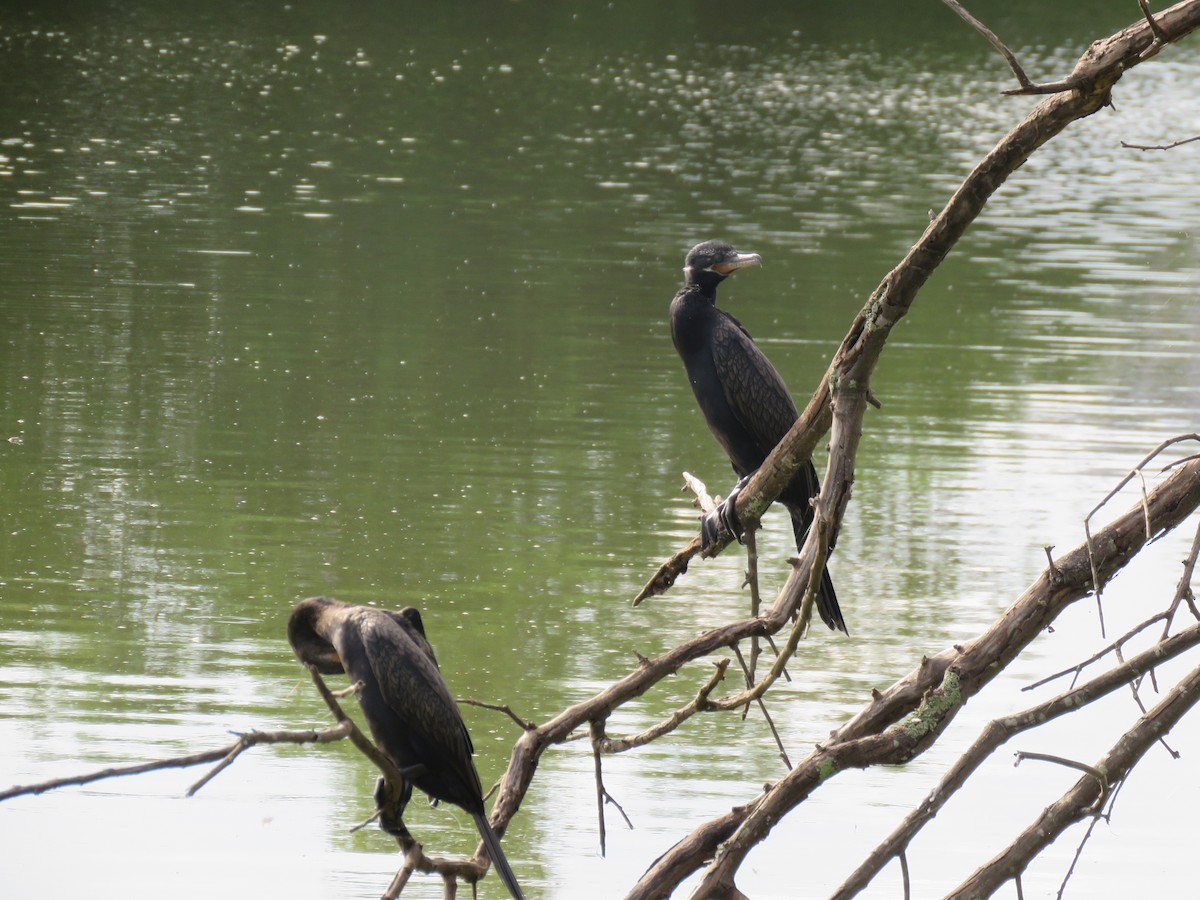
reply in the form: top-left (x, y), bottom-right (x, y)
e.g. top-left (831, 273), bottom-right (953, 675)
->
top-left (816, 564), bottom-right (847, 635)
top-left (472, 811), bottom-right (524, 900)
top-left (789, 511), bottom-right (848, 635)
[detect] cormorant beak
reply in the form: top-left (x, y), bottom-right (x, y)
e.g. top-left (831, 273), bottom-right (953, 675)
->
top-left (306, 647), bottom-right (344, 674)
top-left (710, 251), bottom-right (762, 275)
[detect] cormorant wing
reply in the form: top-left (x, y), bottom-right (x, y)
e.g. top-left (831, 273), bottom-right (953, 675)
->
top-left (710, 311), bottom-right (801, 458)
top-left (353, 611), bottom-right (476, 763)
top-left (381, 607), bottom-right (439, 667)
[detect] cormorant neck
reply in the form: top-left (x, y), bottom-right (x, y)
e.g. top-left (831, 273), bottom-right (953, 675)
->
top-left (680, 275), bottom-right (724, 302)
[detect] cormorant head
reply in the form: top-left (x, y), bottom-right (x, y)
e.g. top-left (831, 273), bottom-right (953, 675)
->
top-left (287, 596), bottom-right (346, 675)
top-left (682, 240), bottom-right (762, 291)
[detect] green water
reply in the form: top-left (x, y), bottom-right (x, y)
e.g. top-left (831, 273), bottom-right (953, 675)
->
top-left (2, 2), bottom-right (1198, 897)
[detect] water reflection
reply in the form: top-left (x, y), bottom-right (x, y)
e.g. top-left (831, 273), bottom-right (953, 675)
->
top-left (2, 2), bottom-right (1199, 897)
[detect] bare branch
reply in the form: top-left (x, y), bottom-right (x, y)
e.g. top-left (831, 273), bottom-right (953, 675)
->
top-left (637, 6), bottom-right (1200, 609)
top-left (650, 451), bottom-right (1200, 898)
top-left (1139, 0), bottom-right (1171, 52)
top-left (830, 618), bottom-right (1200, 897)
top-left (744, 525), bottom-right (763, 697)
top-left (307, 667), bottom-right (406, 788)
top-left (456, 698), bottom-right (537, 732)
top-left (0, 722), bottom-right (352, 803)
top-left (681, 471), bottom-right (718, 516)
top-left (947, 661), bottom-right (1200, 898)
top-left (1023, 606), bottom-right (1170, 691)
top-left (1084, 435), bottom-right (1200, 601)
top-left (593, 721), bottom-right (610, 856)
top-left (592, 660), bottom-right (730, 753)
top-left (1013, 751), bottom-right (1110, 795)
top-left (939, 0), bottom-right (1038, 90)
top-left (1122, 134), bottom-right (1200, 150)
top-left (730, 643), bottom-right (791, 769)
top-left (1162, 518), bottom-right (1200, 636)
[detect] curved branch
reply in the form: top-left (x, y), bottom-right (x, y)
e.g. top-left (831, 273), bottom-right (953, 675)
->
top-left (634, 451), bottom-right (1200, 898)
top-left (593, 659), bottom-right (731, 754)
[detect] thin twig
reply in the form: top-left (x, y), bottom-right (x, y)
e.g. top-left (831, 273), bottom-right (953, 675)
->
top-left (590, 720), bottom-right (636, 856)
top-left (590, 659), bottom-right (730, 753)
top-left (1024, 606), bottom-right (1169, 691)
top-left (1013, 750), bottom-right (1109, 793)
top-left (763, 632), bottom-right (793, 683)
top-left (606, 790), bottom-right (634, 830)
top-left (1122, 134), bottom-right (1200, 150)
top-left (1138, 0), bottom-right (1170, 47)
top-left (745, 524), bottom-right (763, 702)
top-left (1083, 435), bottom-right (1200, 607)
top-left (456, 698), bottom-right (536, 731)
top-left (186, 737), bottom-right (252, 796)
top-left (731, 643), bottom-right (793, 770)
top-left (592, 722), bottom-right (609, 856)
top-left (1160, 518), bottom-right (1200, 640)
top-left (308, 668), bottom-right (406, 786)
top-left (940, 0), bottom-right (1036, 90)
top-left (0, 722), bottom-right (352, 802)
top-left (1056, 781), bottom-right (1124, 900)
top-left (709, 583), bottom-right (817, 712)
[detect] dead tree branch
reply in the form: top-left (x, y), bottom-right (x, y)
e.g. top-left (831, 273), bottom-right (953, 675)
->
top-left (831, 618), bottom-right (1200, 897)
top-left (1122, 133), bottom-right (1200, 150)
top-left (946, 660), bottom-right (1200, 898)
top-left (661, 452), bottom-right (1200, 900)
top-left (0, 721), bottom-right (353, 803)
top-left (945, 0), bottom-right (1184, 95)
top-left (940, 0), bottom-right (1039, 91)
top-left (1084, 435), bottom-right (1200, 604)
top-left (1025, 516), bottom-right (1200, 693)
top-left (635, 0), bottom-right (1200, 608)
top-left (1161, 517), bottom-right (1200, 636)
top-left (592, 660), bottom-right (731, 754)
top-left (456, 698), bottom-right (537, 732)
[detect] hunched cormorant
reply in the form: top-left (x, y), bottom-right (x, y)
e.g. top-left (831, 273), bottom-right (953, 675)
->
top-left (669, 240), bottom-right (846, 634)
top-left (287, 596), bottom-right (524, 899)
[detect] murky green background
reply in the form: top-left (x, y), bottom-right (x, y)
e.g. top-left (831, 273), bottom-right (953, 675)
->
top-left (2, 2), bottom-right (1198, 897)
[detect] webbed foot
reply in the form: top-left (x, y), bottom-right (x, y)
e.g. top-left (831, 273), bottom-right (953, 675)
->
top-left (700, 475), bottom-right (751, 550)
top-left (374, 775), bottom-right (414, 839)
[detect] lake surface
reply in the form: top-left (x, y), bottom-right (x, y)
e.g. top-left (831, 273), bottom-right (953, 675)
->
top-left (2, 2), bottom-right (1199, 897)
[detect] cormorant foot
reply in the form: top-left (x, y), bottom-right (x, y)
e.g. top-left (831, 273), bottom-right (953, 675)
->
top-left (700, 476), bottom-right (750, 550)
top-left (373, 776), bottom-right (414, 839)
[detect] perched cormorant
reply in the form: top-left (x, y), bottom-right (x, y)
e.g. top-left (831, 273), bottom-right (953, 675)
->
top-left (288, 596), bottom-right (524, 899)
top-left (669, 240), bottom-right (847, 634)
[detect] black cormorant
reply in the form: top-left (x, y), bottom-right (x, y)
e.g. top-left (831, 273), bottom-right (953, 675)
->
top-left (669, 240), bottom-right (846, 634)
top-left (288, 596), bottom-right (524, 899)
